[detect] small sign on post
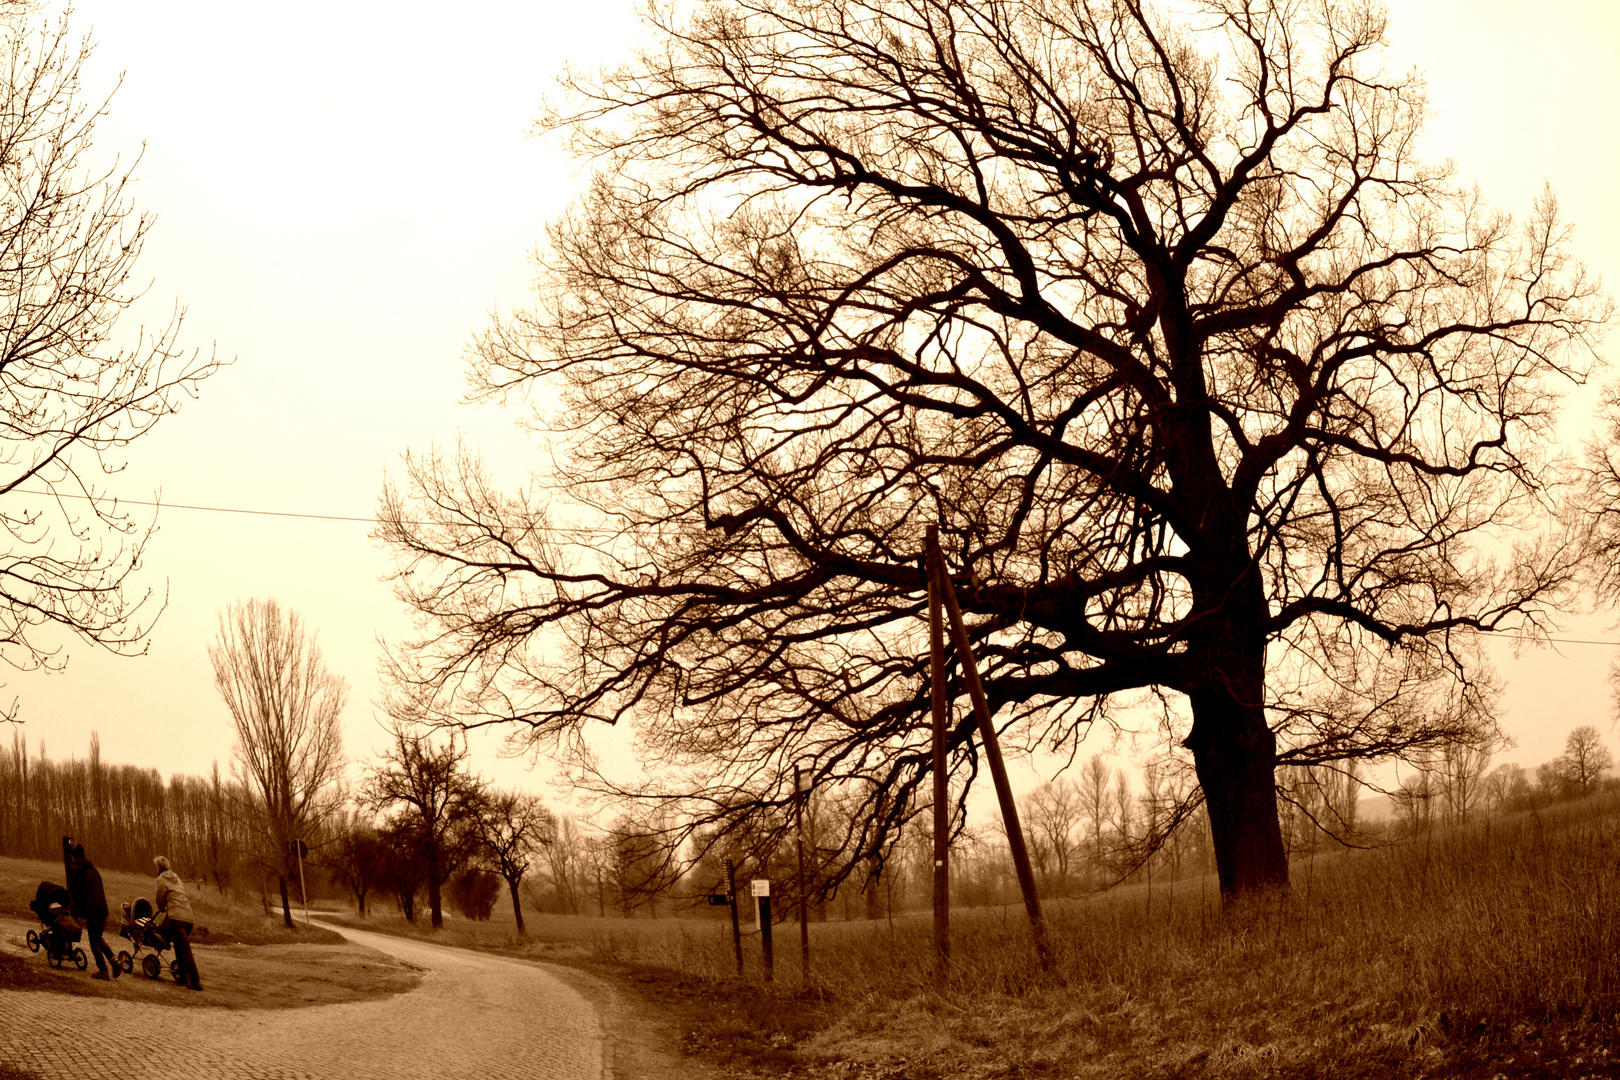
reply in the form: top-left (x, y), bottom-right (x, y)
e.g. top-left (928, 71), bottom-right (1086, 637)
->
top-left (753, 879), bottom-right (773, 982)
top-left (707, 893), bottom-right (730, 906)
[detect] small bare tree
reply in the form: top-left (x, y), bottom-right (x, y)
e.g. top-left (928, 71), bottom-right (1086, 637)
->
top-left (1438, 742), bottom-right (1493, 825)
top-left (1558, 726), bottom-right (1613, 799)
top-left (1022, 780), bottom-right (1082, 897)
top-left (537, 814), bottom-right (587, 914)
top-left (470, 789), bottom-right (554, 934)
top-left (364, 719), bottom-right (481, 929)
top-left (211, 599), bottom-right (347, 928)
top-left (320, 810), bottom-right (384, 917)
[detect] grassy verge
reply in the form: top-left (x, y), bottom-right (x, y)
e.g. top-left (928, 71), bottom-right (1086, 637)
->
top-left (334, 796), bottom-right (1620, 1079)
top-left (0, 855), bottom-right (414, 1008)
top-left (0, 855), bottom-right (343, 946)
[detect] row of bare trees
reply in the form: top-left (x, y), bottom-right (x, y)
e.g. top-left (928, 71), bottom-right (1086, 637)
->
top-left (1390, 725), bottom-right (1616, 834)
top-left (0, 731), bottom-right (244, 888)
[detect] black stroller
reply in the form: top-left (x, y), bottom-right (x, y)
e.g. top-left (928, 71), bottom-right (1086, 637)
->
top-left (116, 896), bottom-right (184, 981)
top-left (25, 881), bottom-right (87, 970)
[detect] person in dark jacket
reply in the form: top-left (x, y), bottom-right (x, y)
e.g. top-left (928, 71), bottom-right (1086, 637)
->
top-left (61, 836), bottom-right (117, 979)
top-left (153, 855), bottom-right (201, 991)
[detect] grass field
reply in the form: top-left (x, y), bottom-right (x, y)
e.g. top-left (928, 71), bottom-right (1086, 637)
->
top-left (334, 795), bottom-right (1620, 1079)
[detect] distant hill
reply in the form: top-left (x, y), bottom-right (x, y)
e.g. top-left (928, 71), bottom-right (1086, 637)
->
top-left (1358, 793), bottom-right (1394, 821)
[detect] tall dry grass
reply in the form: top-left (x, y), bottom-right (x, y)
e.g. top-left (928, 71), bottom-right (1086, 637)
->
top-left (582, 796), bottom-right (1620, 1074)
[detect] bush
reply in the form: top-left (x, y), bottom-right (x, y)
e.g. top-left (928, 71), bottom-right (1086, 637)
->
top-left (449, 870), bottom-right (499, 921)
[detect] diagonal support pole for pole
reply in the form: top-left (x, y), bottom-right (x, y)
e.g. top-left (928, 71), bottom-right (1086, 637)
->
top-left (923, 527), bottom-right (951, 987)
top-left (927, 530), bottom-right (1053, 970)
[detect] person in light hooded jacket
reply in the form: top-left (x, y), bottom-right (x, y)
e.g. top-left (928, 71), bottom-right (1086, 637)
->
top-left (153, 856), bottom-right (201, 991)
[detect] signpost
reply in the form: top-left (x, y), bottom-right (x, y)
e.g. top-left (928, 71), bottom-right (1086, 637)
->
top-left (752, 878), bottom-right (773, 982)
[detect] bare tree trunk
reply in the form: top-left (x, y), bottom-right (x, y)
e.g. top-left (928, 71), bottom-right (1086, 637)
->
top-left (277, 874), bottom-right (293, 929)
top-left (507, 876), bottom-right (525, 934)
top-left (427, 853), bottom-right (444, 928)
top-left (1186, 661), bottom-right (1288, 899)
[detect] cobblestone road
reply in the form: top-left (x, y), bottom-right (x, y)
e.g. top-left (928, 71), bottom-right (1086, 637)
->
top-left (0, 921), bottom-right (607, 1080)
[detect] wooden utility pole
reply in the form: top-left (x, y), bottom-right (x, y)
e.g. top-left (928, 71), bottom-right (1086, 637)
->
top-left (923, 527), bottom-right (951, 986)
top-left (726, 859), bottom-right (744, 978)
top-left (795, 765), bottom-right (810, 983)
top-left (927, 530), bottom-right (1053, 969)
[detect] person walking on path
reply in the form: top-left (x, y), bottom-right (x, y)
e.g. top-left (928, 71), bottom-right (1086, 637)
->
top-left (62, 837), bottom-right (118, 980)
top-left (153, 856), bottom-right (202, 991)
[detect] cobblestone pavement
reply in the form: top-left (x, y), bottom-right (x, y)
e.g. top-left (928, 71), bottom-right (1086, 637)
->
top-left (0, 920), bottom-right (607, 1080)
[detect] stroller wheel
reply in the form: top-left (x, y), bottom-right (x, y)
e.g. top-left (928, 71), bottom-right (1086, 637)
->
top-left (170, 960), bottom-right (186, 983)
top-left (141, 955), bottom-right (160, 980)
top-left (116, 950), bottom-right (132, 973)
top-left (72, 947), bottom-right (87, 971)
top-left (48, 949), bottom-right (62, 968)
top-left (25, 930), bottom-right (39, 952)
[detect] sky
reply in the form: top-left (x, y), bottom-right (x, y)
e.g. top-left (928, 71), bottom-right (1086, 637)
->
top-left (5, 0), bottom-right (1620, 818)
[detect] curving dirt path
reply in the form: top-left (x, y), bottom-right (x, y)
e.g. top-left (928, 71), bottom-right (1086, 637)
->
top-left (0, 921), bottom-right (607, 1080)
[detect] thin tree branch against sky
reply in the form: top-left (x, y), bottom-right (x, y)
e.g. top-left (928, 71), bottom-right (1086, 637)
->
top-left (1, 0), bottom-right (1616, 814)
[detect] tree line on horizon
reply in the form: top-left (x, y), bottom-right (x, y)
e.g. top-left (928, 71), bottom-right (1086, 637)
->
top-left (5, 714), bottom-right (1612, 927)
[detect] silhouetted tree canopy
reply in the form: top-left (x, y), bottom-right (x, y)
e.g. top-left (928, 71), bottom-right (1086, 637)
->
top-left (364, 720), bottom-right (482, 928)
top-left (0, 9), bottom-right (218, 687)
top-left (380, 0), bottom-right (1608, 897)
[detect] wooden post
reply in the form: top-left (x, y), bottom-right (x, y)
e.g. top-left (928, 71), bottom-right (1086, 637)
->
top-left (928, 532), bottom-right (1053, 969)
top-left (923, 528), bottom-right (951, 986)
top-left (757, 883), bottom-right (774, 983)
top-left (726, 859), bottom-right (744, 978)
top-left (795, 765), bottom-right (810, 984)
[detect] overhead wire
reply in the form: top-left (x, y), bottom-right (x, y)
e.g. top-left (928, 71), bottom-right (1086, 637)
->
top-left (9, 488), bottom-right (623, 535)
top-left (11, 490), bottom-right (1620, 646)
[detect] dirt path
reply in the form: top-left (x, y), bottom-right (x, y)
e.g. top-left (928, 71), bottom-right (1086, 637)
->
top-left (0, 920), bottom-right (607, 1079)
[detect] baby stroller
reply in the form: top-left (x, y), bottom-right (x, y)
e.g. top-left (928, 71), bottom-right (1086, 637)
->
top-left (116, 897), bottom-right (184, 982)
top-left (25, 881), bottom-right (87, 971)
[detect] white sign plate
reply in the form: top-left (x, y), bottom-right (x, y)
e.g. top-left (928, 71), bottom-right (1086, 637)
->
top-left (750, 878), bottom-right (770, 897)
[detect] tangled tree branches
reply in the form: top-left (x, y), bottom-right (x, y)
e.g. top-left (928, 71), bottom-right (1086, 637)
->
top-left (380, 0), bottom-right (1607, 898)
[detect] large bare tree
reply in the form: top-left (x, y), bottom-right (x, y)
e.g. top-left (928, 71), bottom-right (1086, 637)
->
top-left (211, 599), bottom-right (347, 927)
top-left (379, 0), bottom-right (1607, 898)
top-left (0, 9), bottom-right (218, 688)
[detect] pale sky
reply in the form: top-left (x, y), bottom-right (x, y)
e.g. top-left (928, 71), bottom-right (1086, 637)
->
top-left (6, 0), bottom-right (1620, 810)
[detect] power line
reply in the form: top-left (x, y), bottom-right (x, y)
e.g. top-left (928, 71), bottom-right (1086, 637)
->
top-left (1499, 634), bottom-right (1620, 648)
top-left (12, 489), bottom-right (1620, 646)
top-left (10, 488), bottom-right (622, 535)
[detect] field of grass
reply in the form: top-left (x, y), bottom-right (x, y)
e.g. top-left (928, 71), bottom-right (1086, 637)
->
top-left (336, 795), bottom-right (1620, 1078)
